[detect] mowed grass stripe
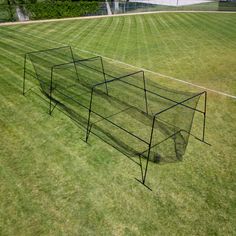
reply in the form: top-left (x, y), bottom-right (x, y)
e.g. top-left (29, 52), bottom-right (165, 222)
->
top-left (113, 17), bottom-right (126, 59)
top-left (87, 18), bottom-right (117, 55)
top-left (121, 16), bottom-right (133, 62)
top-left (195, 13), bottom-right (236, 46)
top-left (147, 14), bottom-right (172, 70)
top-left (98, 18), bottom-right (116, 55)
top-left (89, 17), bottom-right (118, 55)
top-left (65, 20), bottom-right (105, 43)
top-left (22, 20), bottom-right (60, 37)
top-left (126, 16), bottom-right (140, 65)
top-left (152, 14), bottom-right (185, 76)
top-left (166, 14), bottom-right (210, 78)
top-left (70, 18), bottom-right (112, 45)
top-left (138, 15), bottom-right (153, 69)
top-left (199, 13), bottom-right (236, 39)
top-left (105, 17), bottom-right (126, 57)
top-left (177, 13), bottom-right (235, 65)
top-left (189, 13), bottom-right (236, 46)
top-left (79, 19), bottom-right (111, 50)
top-left (0, 27), bottom-right (64, 52)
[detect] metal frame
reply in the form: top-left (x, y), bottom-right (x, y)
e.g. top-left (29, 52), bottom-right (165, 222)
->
top-left (85, 70), bottom-right (149, 142)
top-left (83, 71), bottom-right (207, 189)
top-left (23, 46), bottom-right (77, 96)
top-left (22, 47), bottom-right (208, 191)
top-left (140, 91), bottom-right (207, 187)
top-left (48, 56), bottom-right (109, 115)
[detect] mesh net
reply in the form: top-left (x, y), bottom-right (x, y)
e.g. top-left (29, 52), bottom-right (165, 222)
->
top-left (27, 46), bottom-right (77, 93)
top-left (26, 47), bottom-right (202, 164)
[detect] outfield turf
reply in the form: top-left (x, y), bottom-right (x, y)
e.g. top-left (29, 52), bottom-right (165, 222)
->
top-left (0, 12), bottom-right (236, 235)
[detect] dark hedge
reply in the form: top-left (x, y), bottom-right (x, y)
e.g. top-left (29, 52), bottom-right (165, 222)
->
top-left (25, 1), bottom-right (100, 19)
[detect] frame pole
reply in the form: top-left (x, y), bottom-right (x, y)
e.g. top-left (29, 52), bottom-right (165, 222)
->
top-left (142, 116), bottom-right (156, 184)
top-left (86, 89), bottom-right (94, 142)
top-left (138, 155), bottom-right (144, 182)
top-left (202, 91), bottom-right (207, 142)
top-left (69, 46), bottom-right (79, 81)
top-left (142, 71), bottom-right (149, 115)
top-left (100, 57), bottom-right (109, 95)
top-left (49, 67), bottom-right (54, 115)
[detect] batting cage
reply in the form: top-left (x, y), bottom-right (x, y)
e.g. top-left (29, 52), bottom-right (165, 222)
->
top-left (23, 46), bottom-right (208, 190)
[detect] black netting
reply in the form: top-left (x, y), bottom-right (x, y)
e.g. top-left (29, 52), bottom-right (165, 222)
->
top-left (25, 47), bottom-right (204, 165)
top-left (27, 46), bottom-right (77, 93)
top-left (141, 93), bottom-right (201, 163)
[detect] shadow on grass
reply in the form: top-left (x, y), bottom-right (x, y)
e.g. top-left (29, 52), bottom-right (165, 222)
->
top-left (28, 88), bottom-right (188, 166)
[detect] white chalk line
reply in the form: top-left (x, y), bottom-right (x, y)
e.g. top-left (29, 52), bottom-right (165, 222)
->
top-left (74, 48), bottom-right (236, 99)
top-left (4, 23), bottom-right (236, 99)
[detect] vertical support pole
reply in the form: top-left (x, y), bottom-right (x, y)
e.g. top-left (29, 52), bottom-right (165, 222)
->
top-left (202, 91), bottom-right (207, 142)
top-left (142, 115), bottom-right (156, 184)
top-left (49, 67), bottom-right (54, 115)
top-left (100, 57), bottom-right (109, 95)
top-left (69, 46), bottom-right (79, 81)
top-left (23, 54), bottom-right (27, 95)
top-left (86, 88), bottom-right (94, 142)
top-left (142, 71), bottom-right (148, 115)
top-left (138, 154), bottom-right (144, 182)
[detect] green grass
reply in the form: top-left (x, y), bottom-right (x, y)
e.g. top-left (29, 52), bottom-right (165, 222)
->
top-left (0, 12), bottom-right (236, 235)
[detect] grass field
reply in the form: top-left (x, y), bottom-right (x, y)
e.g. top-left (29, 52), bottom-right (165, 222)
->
top-left (0, 12), bottom-right (236, 235)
